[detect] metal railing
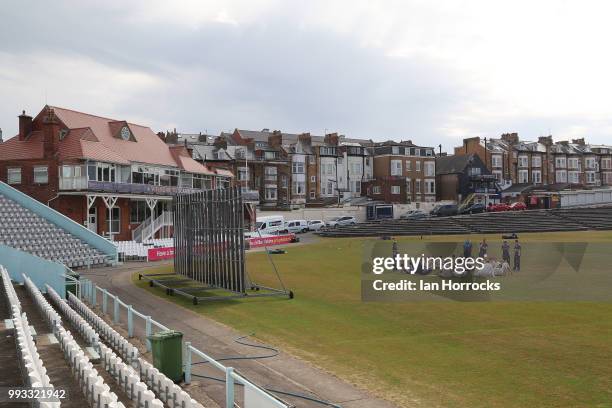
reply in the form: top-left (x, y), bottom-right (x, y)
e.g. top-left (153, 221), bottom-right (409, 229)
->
top-left (132, 211), bottom-right (174, 242)
top-left (79, 279), bottom-right (289, 408)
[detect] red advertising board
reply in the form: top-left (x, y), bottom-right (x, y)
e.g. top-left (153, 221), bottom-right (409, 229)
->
top-left (147, 246), bottom-right (175, 261)
top-left (248, 234), bottom-right (295, 248)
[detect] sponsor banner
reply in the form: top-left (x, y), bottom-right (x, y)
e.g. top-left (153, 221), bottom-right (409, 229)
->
top-left (249, 234), bottom-right (295, 248)
top-left (147, 246), bottom-right (175, 261)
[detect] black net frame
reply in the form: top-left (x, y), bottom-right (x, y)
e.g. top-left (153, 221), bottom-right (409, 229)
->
top-left (173, 187), bottom-right (246, 293)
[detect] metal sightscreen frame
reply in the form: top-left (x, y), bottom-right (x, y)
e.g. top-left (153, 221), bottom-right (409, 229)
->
top-left (158, 187), bottom-right (291, 303)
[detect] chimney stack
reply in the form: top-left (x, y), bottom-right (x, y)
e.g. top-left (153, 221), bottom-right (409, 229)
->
top-left (571, 138), bottom-right (585, 146)
top-left (42, 106), bottom-right (61, 155)
top-left (538, 135), bottom-right (553, 146)
top-left (324, 132), bottom-right (339, 146)
top-left (18, 110), bottom-right (33, 141)
top-left (501, 132), bottom-right (519, 145)
top-left (268, 130), bottom-right (282, 148)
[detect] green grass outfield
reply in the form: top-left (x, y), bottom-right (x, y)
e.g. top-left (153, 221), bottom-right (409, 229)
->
top-left (133, 231), bottom-right (612, 408)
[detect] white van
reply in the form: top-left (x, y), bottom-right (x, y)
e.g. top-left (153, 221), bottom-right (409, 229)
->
top-left (252, 215), bottom-right (286, 236)
top-left (285, 220), bottom-right (309, 234)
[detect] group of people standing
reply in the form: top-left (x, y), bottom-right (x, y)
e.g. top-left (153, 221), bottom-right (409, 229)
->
top-left (463, 238), bottom-right (522, 272)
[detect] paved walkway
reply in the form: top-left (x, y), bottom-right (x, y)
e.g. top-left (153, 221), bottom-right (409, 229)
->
top-left (81, 261), bottom-right (398, 408)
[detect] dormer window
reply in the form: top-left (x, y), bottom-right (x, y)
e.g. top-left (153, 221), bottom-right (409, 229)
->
top-left (120, 126), bottom-right (130, 140)
top-left (109, 121), bottom-right (133, 141)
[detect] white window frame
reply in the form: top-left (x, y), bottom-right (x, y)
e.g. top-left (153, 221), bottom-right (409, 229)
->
top-left (265, 187), bottom-right (277, 200)
top-left (372, 185), bottom-right (381, 194)
top-left (7, 167), bottom-right (21, 185)
top-left (292, 161), bottom-right (305, 174)
top-left (390, 160), bottom-right (403, 176)
top-left (532, 155), bottom-right (542, 168)
top-left (491, 154), bottom-right (502, 168)
top-left (555, 157), bottom-right (567, 168)
top-left (391, 185), bottom-right (401, 195)
top-left (33, 166), bottom-right (49, 184)
top-left (555, 170), bottom-right (567, 183)
top-left (425, 180), bottom-right (435, 194)
top-left (518, 169), bottom-right (529, 183)
top-left (532, 170), bottom-right (542, 184)
top-left (424, 161), bottom-right (435, 177)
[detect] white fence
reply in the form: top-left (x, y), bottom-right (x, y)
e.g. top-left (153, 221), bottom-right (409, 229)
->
top-left (79, 278), bottom-right (290, 408)
top-left (559, 188), bottom-right (612, 207)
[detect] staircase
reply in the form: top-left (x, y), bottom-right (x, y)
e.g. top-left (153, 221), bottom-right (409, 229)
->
top-left (458, 193), bottom-right (475, 211)
top-left (132, 211), bottom-right (173, 242)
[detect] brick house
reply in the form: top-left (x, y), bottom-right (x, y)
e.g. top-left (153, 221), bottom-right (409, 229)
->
top-left (456, 133), bottom-right (612, 189)
top-left (181, 129), bottom-right (374, 207)
top-left (363, 141), bottom-right (436, 204)
top-left (0, 106), bottom-right (232, 241)
top-left (435, 153), bottom-right (500, 204)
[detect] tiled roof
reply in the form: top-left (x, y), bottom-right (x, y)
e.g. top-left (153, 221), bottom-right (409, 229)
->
top-left (51, 106), bottom-right (179, 167)
top-left (436, 154), bottom-right (480, 175)
top-left (169, 146), bottom-right (215, 175)
top-left (0, 131), bottom-right (45, 160)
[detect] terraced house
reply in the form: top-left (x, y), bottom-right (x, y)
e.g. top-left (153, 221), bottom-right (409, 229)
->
top-left (0, 106), bottom-right (232, 241)
top-left (175, 129), bottom-right (374, 207)
top-left (363, 141), bottom-right (437, 204)
top-left (457, 133), bottom-right (612, 189)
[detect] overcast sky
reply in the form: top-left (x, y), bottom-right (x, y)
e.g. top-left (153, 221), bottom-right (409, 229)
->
top-left (2, 0), bottom-right (612, 151)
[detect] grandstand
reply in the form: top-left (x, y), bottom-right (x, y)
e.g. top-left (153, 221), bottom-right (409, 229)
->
top-left (0, 181), bottom-right (116, 269)
top-left (114, 238), bottom-right (173, 261)
top-left (0, 265), bottom-right (208, 407)
top-left (316, 206), bottom-right (612, 237)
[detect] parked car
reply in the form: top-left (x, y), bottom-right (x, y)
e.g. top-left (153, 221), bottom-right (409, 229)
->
top-left (307, 220), bottom-right (325, 231)
top-left (487, 203), bottom-right (511, 212)
top-left (400, 210), bottom-right (429, 220)
top-left (326, 216), bottom-right (357, 228)
top-left (509, 202), bottom-right (527, 211)
top-left (285, 220), bottom-right (309, 233)
top-left (459, 203), bottom-right (486, 215)
top-left (430, 204), bottom-right (458, 217)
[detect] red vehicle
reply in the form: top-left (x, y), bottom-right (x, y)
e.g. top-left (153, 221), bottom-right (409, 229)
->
top-left (487, 203), bottom-right (511, 212)
top-left (509, 202), bottom-right (527, 211)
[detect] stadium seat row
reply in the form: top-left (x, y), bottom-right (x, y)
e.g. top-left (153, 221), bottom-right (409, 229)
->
top-left (0, 267), bottom-right (59, 407)
top-left (98, 342), bottom-right (163, 408)
top-left (1, 265), bottom-right (20, 311)
top-left (22, 274), bottom-right (128, 408)
top-left (56, 324), bottom-right (126, 408)
top-left (23, 275), bottom-right (62, 330)
top-left (69, 292), bottom-right (205, 408)
top-left (46, 285), bottom-right (99, 346)
top-left (68, 292), bottom-right (139, 362)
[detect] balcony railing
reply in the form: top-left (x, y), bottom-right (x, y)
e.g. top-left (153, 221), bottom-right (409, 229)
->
top-left (59, 178), bottom-right (203, 195)
top-left (59, 176), bottom-right (88, 190)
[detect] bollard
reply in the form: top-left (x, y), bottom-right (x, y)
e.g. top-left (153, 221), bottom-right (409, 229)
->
top-left (226, 367), bottom-right (234, 408)
top-left (127, 305), bottom-right (133, 338)
top-left (114, 296), bottom-right (119, 323)
top-left (184, 342), bottom-right (192, 384)
top-left (103, 290), bottom-right (108, 314)
top-left (92, 284), bottom-right (97, 307)
top-left (145, 316), bottom-right (152, 351)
